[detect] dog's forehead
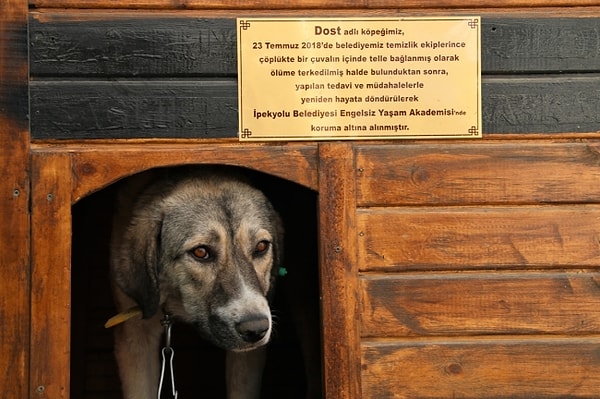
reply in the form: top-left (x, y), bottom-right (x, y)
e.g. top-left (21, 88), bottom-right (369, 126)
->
top-left (169, 181), bottom-right (270, 219)
top-left (159, 178), bottom-right (274, 241)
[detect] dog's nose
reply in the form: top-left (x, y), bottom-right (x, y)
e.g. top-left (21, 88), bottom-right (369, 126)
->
top-left (235, 315), bottom-right (270, 343)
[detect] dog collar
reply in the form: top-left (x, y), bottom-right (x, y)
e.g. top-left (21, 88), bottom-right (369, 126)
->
top-left (104, 305), bottom-right (143, 328)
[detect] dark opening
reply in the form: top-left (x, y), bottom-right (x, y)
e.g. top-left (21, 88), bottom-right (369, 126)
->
top-left (71, 166), bottom-right (321, 398)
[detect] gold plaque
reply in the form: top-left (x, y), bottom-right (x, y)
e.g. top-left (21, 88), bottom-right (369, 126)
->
top-left (237, 17), bottom-right (481, 141)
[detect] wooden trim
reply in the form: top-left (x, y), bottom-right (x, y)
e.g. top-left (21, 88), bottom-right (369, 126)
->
top-left (318, 142), bottom-right (362, 399)
top-left (28, 0), bottom-right (600, 9)
top-left (0, 0), bottom-right (30, 397)
top-left (30, 152), bottom-right (73, 399)
top-left (30, 141), bottom-right (319, 202)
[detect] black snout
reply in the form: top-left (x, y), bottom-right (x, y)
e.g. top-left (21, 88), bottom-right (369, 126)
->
top-left (235, 315), bottom-right (270, 343)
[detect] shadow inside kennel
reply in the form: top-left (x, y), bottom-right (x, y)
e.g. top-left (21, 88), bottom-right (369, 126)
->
top-left (71, 166), bottom-right (322, 398)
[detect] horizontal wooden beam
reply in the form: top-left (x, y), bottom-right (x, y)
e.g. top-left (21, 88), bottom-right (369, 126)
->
top-left (361, 336), bottom-right (600, 398)
top-left (30, 80), bottom-right (238, 139)
top-left (27, 0), bottom-right (600, 9)
top-left (31, 141), bottom-right (319, 201)
top-left (355, 140), bottom-right (600, 206)
top-left (29, 14), bottom-right (600, 76)
top-left (29, 76), bottom-right (600, 138)
top-left (357, 205), bottom-right (600, 270)
top-left (361, 271), bottom-right (600, 336)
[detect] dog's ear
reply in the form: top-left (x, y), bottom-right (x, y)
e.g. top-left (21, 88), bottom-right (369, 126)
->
top-left (113, 216), bottom-right (162, 319)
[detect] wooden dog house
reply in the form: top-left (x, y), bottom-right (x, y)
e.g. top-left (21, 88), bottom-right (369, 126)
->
top-left (2, 0), bottom-right (600, 398)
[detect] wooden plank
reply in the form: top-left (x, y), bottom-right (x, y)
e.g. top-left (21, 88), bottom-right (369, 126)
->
top-left (0, 1), bottom-right (30, 398)
top-left (29, 15), bottom-right (236, 77)
top-left (482, 17), bottom-right (600, 73)
top-left (357, 205), bottom-right (600, 271)
top-left (29, 76), bottom-right (600, 139)
top-left (30, 80), bottom-right (238, 139)
top-left (360, 272), bottom-right (600, 337)
top-left (318, 143), bottom-right (362, 399)
top-left (482, 75), bottom-right (600, 133)
top-left (45, 141), bottom-right (319, 201)
top-left (25, 1), bottom-right (600, 10)
top-left (30, 13), bottom-right (600, 76)
top-left (361, 337), bottom-right (600, 398)
top-left (30, 153), bottom-right (73, 399)
top-left (355, 141), bottom-right (600, 206)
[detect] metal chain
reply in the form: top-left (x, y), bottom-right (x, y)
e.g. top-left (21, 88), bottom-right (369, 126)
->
top-left (158, 314), bottom-right (178, 399)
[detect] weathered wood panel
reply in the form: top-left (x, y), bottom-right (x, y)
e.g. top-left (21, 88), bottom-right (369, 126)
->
top-left (483, 18), bottom-right (600, 73)
top-left (30, 80), bottom-right (237, 139)
top-left (357, 205), bottom-right (600, 271)
top-left (318, 143), bottom-right (362, 399)
top-left (360, 272), bottom-right (600, 337)
top-left (483, 76), bottom-right (600, 133)
top-left (355, 141), bottom-right (600, 206)
top-left (29, 14), bottom-right (600, 76)
top-left (30, 152), bottom-right (73, 399)
top-left (27, 12), bottom-right (600, 138)
top-left (29, 76), bottom-right (600, 138)
top-left (29, 16), bottom-right (236, 77)
top-left (361, 337), bottom-right (600, 398)
top-left (0, 0), bottom-right (30, 397)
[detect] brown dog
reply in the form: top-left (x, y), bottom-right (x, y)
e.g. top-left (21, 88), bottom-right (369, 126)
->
top-left (108, 167), bottom-right (283, 399)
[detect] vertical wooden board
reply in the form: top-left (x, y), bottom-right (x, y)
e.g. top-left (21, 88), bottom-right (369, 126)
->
top-left (360, 272), bottom-right (600, 338)
top-left (0, 0), bottom-right (30, 398)
top-left (318, 143), bottom-right (362, 399)
top-left (357, 205), bottom-right (600, 271)
top-left (361, 338), bottom-right (600, 399)
top-left (30, 153), bottom-right (73, 399)
top-left (355, 141), bottom-right (600, 206)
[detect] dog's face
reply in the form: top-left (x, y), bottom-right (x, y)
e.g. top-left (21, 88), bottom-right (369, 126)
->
top-left (112, 171), bottom-right (282, 351)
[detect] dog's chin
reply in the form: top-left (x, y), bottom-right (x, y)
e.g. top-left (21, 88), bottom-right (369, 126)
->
top-left (214, 332), bottom-right (272, 352)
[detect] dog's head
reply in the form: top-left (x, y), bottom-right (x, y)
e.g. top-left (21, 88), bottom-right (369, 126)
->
top-left (111, 170), bottom-right (283, 351)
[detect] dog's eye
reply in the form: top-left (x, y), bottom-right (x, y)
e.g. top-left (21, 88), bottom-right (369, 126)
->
top-left (190, 246), bottom-right (211, 261)
top-left (254, 240), bottom-right (270, 256)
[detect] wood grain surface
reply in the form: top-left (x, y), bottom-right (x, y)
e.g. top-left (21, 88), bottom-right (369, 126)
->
top-left (355, 141), bottom-right (600, 206)
top-left (357, 205), bottom-right (600, 270)
top-left (361, 272), bottom-right (600, 337)
top-left (362, 337), bottom-right (600, 398)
